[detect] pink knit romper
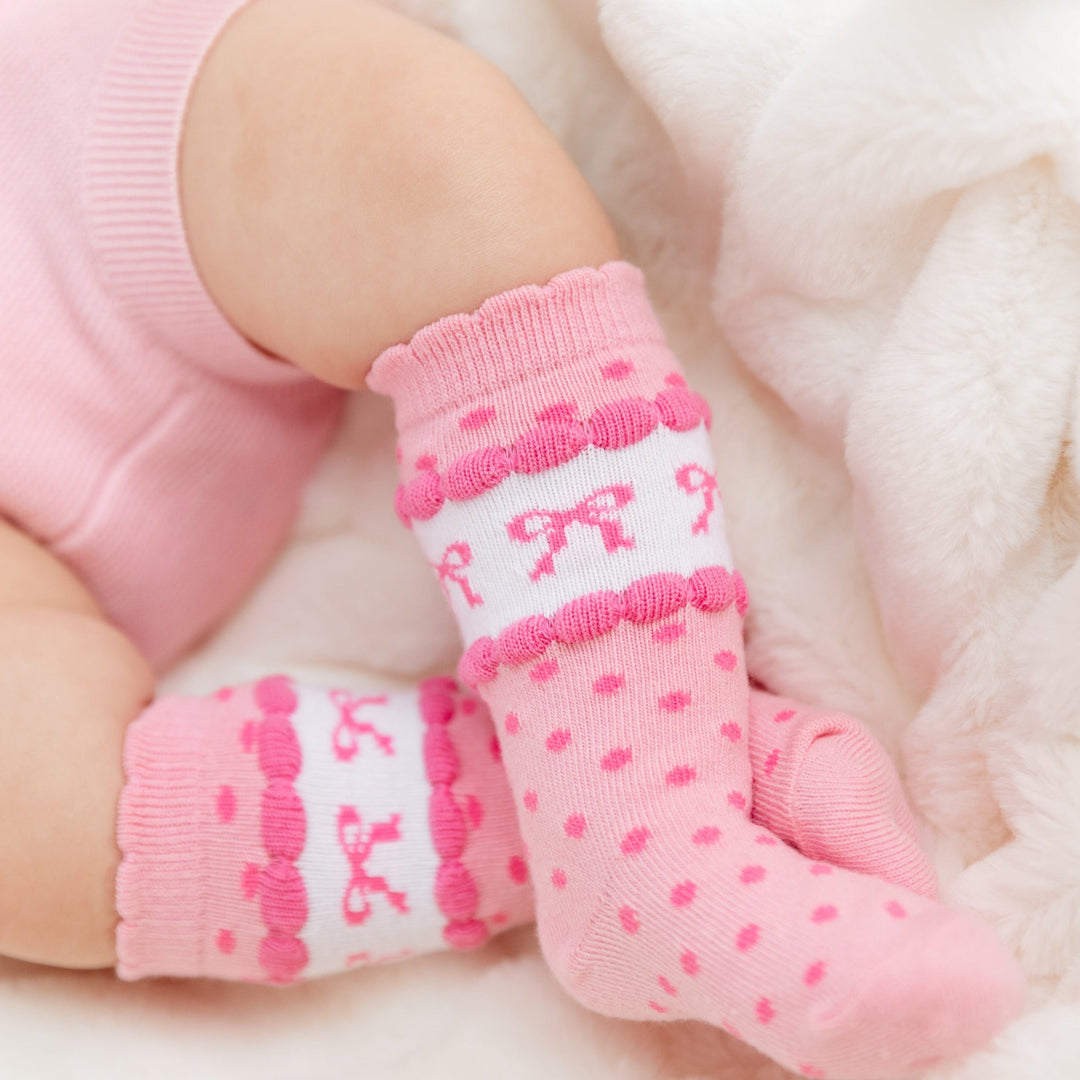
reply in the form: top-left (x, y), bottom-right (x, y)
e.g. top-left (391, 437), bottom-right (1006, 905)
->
top-left (0, 0), bottom-right (345, 670)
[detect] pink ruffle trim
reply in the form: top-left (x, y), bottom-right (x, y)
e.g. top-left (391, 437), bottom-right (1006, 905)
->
top-left (395, 384), bottom-right (711, 527)
top-left (251, 676), bottom-right (310, 983)
top-left (419, 678), bottom-right (490, 950)
top-left (459, 566), bottom-right (747, 687)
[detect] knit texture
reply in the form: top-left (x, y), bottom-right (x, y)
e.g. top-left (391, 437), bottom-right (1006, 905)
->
top-left (112, 674), bottom-right (934, 982)
top-left (370, 262), bottom-right (1025, 1079)
top-left (747, 693), bottom-right (937, 899)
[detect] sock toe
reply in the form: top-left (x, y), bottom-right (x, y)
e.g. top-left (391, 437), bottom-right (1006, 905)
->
top-left (807, 907), bottom-right (1026, 1078)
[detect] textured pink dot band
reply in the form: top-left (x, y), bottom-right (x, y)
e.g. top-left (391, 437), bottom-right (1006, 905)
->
top-left (420, 676), bottom-right (489, 949)
top-left (459, 566), bottom-right (746, 687)
top-left (394, 386), bottom-right (710, 527)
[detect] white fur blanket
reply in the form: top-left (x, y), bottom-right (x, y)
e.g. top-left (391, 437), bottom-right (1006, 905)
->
top-left (5, 1), bottom-right (1078, 1077)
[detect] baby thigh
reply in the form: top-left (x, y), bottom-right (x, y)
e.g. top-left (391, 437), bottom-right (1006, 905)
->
top-left (0, 519), bottom-right (153, 969)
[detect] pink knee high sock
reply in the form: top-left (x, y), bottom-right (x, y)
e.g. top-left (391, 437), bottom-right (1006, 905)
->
top-left (369, 262), bottom-right (1023, 1079)
top-left (114, 672), bottom-right (929, 984)
top-left (116, 676), bottom-right (532, 981)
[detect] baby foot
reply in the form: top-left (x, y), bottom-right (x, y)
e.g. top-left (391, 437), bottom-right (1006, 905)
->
top-left (748, 690), bottom-right (936, 898)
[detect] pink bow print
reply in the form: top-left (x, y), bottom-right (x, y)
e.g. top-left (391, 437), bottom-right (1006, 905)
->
top-left (676, 464), bottom-right (719, 535)
top-left (346, 948), bottom-right (414, 968)
top-left (330, 690), bottom-right (394, 762)
top-left (338, 805), bottom-right (409, 926)
top-left (433, 541), bottom-right (483, 608)
top-left (507, 484), bottom-right (636, 582)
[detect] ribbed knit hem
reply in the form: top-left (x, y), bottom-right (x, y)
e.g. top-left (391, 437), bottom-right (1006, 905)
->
top-left (114, 696), bottom-right (211, 980)
top-left (83, 0), bottom-right (311, 387)
top-left (366, 261), bottom-right (668, 429)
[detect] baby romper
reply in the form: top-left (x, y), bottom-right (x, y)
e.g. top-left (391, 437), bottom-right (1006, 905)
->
top-left (0, 0), bottom-right (345, 670)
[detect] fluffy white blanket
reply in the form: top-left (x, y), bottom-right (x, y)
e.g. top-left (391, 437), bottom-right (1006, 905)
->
top-left (6, 1), bottom-right (1078, 1077)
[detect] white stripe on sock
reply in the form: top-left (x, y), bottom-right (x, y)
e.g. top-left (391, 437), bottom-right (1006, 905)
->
top-left (292, 685), bottom-right (445, 975)
top-left (415, 424), bottom-right (732, 642)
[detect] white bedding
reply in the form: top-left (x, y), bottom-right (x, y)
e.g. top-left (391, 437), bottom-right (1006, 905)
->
top-left (6, 1), bottom-right (1079, 1076)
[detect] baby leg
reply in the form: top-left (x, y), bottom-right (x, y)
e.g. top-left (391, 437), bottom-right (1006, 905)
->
top-left (0, 512), bottom-right (532, 976)
top-left (116, 675), bottom-right (532, 981)
top-left (0, 0), bottom-right (606, 977)
top-left (0, 518), bottom-right (153, 969)
top-left (0, 499), bottom-right (928, 977)
top-left (177, 0), bottom-right (937, 908)
top-left (374, 270), bottom-right (1023, 1077)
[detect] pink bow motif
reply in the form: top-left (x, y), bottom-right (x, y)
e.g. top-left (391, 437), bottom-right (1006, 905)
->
top-left (433, 541), bottom-right (483, 608)
top-left (338, 805), bottom-right (409, 926)
top-left (345, 947), bottom-right (415, 968)
top-left (507, 484), bottom-right (636, 582)
top-left (676, 464), bottom-right (719, 535)
top-left (330, 690), bottom-right (394, 762)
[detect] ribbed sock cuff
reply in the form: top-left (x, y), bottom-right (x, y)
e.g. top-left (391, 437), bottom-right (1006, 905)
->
top-left (367, 262), bottom-right (669, 429)
top-left (114, 696), bottom-right (214, 979)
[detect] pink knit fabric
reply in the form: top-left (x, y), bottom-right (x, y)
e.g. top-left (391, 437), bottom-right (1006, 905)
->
top-left (0, 0), bottom-right (344, 669)
top-left (117, 676), bottom-right (533, 981)
top-left (747, 692), bottom-right (937, 899)
top-left (370, 264), bottom-right (1025, 1079)
top-left (115, 670), bottom-right (935, 983)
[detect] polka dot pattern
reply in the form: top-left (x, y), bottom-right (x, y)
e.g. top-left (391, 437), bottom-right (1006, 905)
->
top-left (670, 882), bottom-right (697, 907)
top-left (546, 728), bottom-right (572, 752)
top-left (398, 303), bottom-right (1022, 1076)
top-left (601, 360), bottom-right (635, 380)
top-left (736, 925), bottom-right (760, 952)
top-left (659, 691), bottom-right (691, 712)
top-left (593, 674), bottom-right (625, 694)
top-left (216, 785), bottom-right (237, 823)
top-left (666, 765), bottom-right (697, 787)
top-left (601, 747), bottom-right (633, 771)
top-left (460, 407), bottom-right (496, 431)
top-left (531, 660), bottom-right (559, 682)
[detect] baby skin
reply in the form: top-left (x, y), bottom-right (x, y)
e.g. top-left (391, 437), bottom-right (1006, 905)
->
top-left (0, 1), bottom-right (1022, 1077)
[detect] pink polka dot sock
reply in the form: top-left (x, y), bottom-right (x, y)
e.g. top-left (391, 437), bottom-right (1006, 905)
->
top-left (115, 675), bottom-right (533, 981)
top-left (747, 690), bottom-right (937, 899)
top-left (369, 262), bottom-right (1024, 1079)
